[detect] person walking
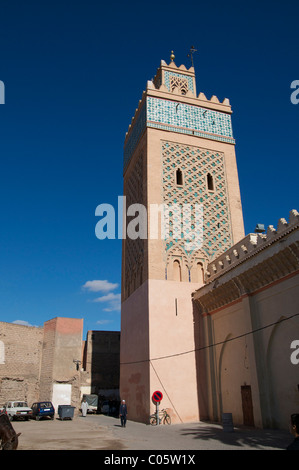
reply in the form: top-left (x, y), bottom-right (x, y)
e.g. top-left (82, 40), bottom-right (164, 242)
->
top-left (81, 398), bottom-right (88, 417)
top-left (119, 399), bottom-right (128, 427)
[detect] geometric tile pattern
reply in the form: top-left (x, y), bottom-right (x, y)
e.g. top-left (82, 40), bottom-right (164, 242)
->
top-left (124, 102), bottom-right (146, 170)
top-left (123, 152), bottom-right (145, 300)
top-left (148, 97), bottom-right (233, 139)
top-left (162, 141), bottom-right (233, 261)
top-left (124, 97), bottom-right (235, 170)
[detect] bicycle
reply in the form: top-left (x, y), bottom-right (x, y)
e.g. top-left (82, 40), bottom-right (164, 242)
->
top-left (149, 408), bottom-right (171, 425)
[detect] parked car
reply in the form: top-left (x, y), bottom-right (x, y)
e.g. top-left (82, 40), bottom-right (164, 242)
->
top-left (4, 401), bottom-right (32, 421)
top-left (31, 401), bottom-right (55, 420)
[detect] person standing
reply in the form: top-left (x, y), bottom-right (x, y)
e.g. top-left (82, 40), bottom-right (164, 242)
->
top-left (119, 399), bottom-right (127, 427)
top-left (287, 414), bottom-right (299, 450)
top-left (81, 398), bottom-right (88, 417)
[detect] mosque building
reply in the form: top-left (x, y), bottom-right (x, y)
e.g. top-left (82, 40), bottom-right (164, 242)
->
top-left (120, 52), bottom-right (299, 429)
top-left (1, 53), bottom-right (297, 431)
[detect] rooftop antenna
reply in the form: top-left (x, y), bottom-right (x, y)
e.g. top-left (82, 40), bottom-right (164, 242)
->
top-left (187, 45), bottom-right (197, 68)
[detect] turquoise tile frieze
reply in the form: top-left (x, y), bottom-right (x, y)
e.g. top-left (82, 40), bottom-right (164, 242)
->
top-left (147, 97), bottom-right (233, 138)
top-left (124, 96), bottom-right (235, 169)
top-left (124, 102), bottom-right (146, 170)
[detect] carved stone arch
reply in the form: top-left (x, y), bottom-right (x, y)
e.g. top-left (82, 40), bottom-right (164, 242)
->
top-left (190, 248), bottom-right (209, 265)
top-left (265, 314), bottom-right (299, 428)
top-left (218, 331), bottom-right (249, 421)
top-left (190, 249), bottom-right (209, 284)
top-left (170, 75), bottom-right (189, 95)
top-left (195, 261), bottom-right (204, 285)
top-left (166, 243), bottom-right (189, 267)
top-left (218, 332), bottom-right (234, 417)
top-left (173, 259), bottom-right (182, 282)
top-left (166, 243), bottom-right (189, 282)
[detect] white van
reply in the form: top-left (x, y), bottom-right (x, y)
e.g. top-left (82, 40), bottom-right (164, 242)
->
top-left (4, 401), bottom-right (32, 420)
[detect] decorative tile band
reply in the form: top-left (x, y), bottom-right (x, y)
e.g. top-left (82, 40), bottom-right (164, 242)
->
top-left (124, 102), bottom-right (146, 170)
top-left (147, 121), bottom-right (235, 144)
top-left (147, 97), bottom-right (233, 138)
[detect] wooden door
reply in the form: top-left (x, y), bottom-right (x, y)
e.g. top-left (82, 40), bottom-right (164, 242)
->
top-left (241, 385), bottom-right (255, 426)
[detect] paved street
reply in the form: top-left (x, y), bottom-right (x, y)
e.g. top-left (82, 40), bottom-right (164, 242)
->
top-left (11, 413), bottom-right (292, 451)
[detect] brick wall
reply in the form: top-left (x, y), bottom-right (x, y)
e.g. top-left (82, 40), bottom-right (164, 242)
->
top-left (0, 322), bottom-right (44, 407)
top-left (39, 319), bottom-right (56, 401)
top-left (39, 318), bottom-right (83, 409)
top-left (0, 319), bottom-right (119, 411)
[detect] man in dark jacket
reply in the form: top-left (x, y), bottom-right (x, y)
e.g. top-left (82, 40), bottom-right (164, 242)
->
top-left (287, 414), bottom-right (299, 450)
top-left (119, 400), bottom-right (128, 428)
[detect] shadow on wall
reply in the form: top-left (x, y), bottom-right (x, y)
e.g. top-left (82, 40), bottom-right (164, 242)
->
top-left (82, 331), bottom-right (120, 403)
top-left (192, 301), bottom-right (211, 423)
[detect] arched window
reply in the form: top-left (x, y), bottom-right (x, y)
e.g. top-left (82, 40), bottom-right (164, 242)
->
top-left (197, 262), bottom-right (204, 285)
top-left (207, 173), bottom-right (214, 191)
top-left (0, 340), bottom-right (5, 364)
top-left (170, 76), bottom-right (188, 95)
top-left (173, 260), bottom-right (182, 282)
top-left (176, 168), bottom-right (183, 186)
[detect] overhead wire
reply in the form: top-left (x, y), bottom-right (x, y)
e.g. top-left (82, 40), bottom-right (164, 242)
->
top-left (120, 311), bottom-right (299, 423)
top-left (120, 311), bottom-right (299, 366)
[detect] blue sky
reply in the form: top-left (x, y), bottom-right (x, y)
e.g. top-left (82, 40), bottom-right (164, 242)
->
top-left (0, 0), bottom-right (298, 338)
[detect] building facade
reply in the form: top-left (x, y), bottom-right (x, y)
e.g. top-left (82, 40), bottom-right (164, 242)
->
top-left (0, 321), bottom-right (44, 407)
top-left (0, 318), bottom-right (120, 412)
top-left (120, 56), bottom-right (245, 423)
top-left (193, 210), bottom-right (299, 430)
top-left (120, 55), bottom-right (299, 429)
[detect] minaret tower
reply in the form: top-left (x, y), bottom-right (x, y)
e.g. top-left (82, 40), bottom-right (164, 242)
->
top-left (120, 52), bottom-right (244, 423)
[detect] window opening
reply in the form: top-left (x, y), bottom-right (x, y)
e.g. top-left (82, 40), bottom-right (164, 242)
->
top-left (207, 173), bottom-right (214, 191)
top-left (173, 260), bottom-right (182, 282)
top-left (176, 168), bottom-right (183, 186)
top-left (197, 262), bottom-right (204, 284)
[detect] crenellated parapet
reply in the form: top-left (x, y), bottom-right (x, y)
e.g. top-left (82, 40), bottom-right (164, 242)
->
top-left (192, 210), bottom-right (299, 314)
top-left (205, 209), bottom-right (299, 282)
top-left (147, 59), bottom-right (231, 107)
top-left (124, 58), bottom-right (235, 172)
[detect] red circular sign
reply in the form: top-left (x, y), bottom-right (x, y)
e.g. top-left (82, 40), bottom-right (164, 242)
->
top-left (152, 390), bottom-right (163, 403)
